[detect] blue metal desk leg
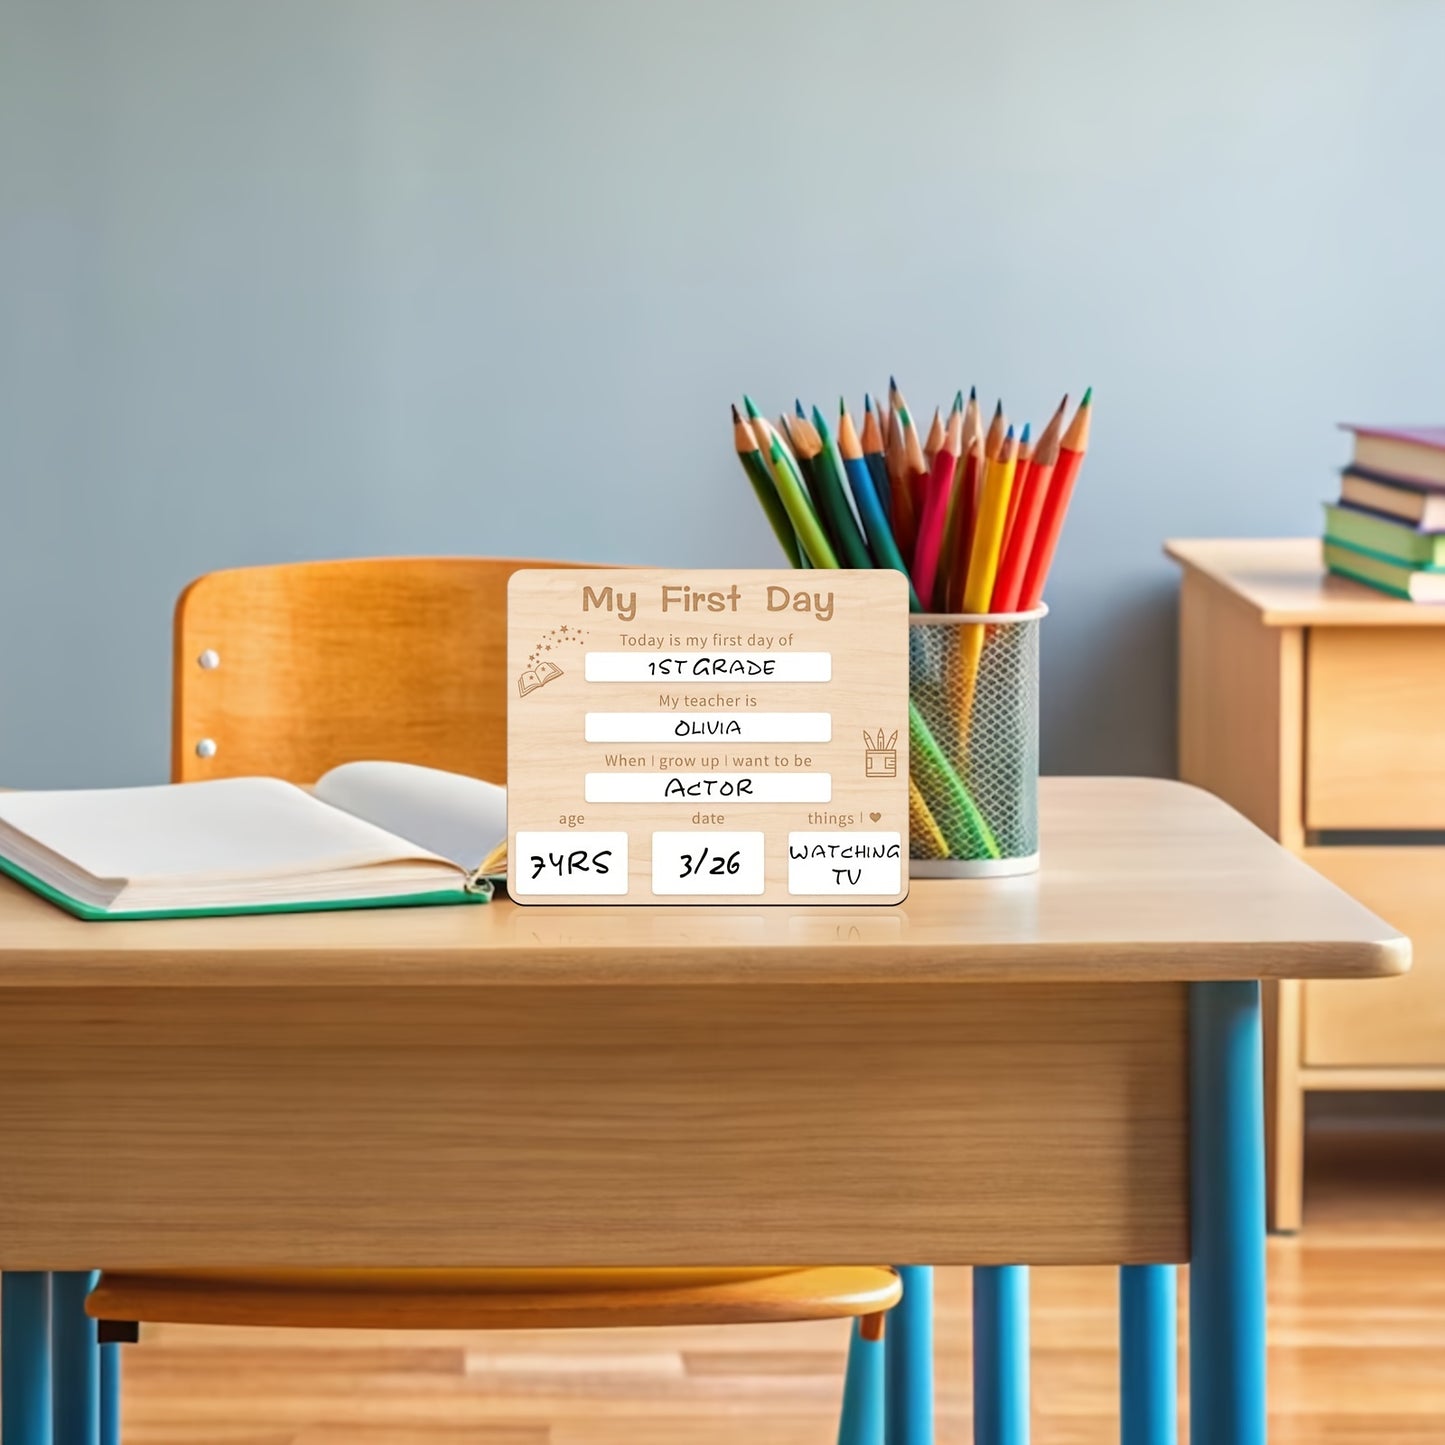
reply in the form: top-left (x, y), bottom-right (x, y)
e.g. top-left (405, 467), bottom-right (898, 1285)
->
top-left (2, 1271), bottom-right (53, 1445)
top-left (53, 1269), bottom-right (100, 1445)
top-left (885, 1265), bottom-right (933, 1445)
top-left (838, 1317), bottom-right (886, 1445)
top-left (1120, 1265), bottom-right (1177, 1445)
top-left (972, 1265), bottom-right (1028, 1445)
top-left (1190, 980), bottom-right (1267, 1445)
top-left (101, 1341), bottom-right (121, 1445)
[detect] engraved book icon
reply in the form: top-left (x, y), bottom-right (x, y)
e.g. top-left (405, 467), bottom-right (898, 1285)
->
top-left (864, 727), bottom-right (898, 779)
top-left (517, 659), bottom-right (564, 698)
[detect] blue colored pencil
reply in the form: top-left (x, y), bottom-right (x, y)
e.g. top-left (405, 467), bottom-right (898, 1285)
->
top-left (831, 403), bottom-right (921, 611)
top-left (861, 395), bottom-right (892, 520)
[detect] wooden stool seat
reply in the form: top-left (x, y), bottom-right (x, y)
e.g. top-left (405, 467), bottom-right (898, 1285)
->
top-left (86, 1266), bottom-right (901, 1333)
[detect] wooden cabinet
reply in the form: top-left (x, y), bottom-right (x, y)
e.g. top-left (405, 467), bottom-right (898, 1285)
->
top-left (1169, 539), bottom-right (1439, 1231)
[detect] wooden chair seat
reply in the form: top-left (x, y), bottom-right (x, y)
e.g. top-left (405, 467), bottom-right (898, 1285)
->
top-left (87, 1266), bottom-right (901, 1333)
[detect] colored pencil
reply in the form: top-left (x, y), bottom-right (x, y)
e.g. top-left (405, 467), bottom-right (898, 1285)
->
top-left (908, 699), bottom-right (1000, 860)
top-left (911, 398), bottom-right (962, 610)
top-left (957, 426), bottom-right (1021, 732)
top-left (1020, 388), bottom-right (1092, 607)
top-left (964, 426), bottom-right (1020, 616)
top-left (743, 396), bottom-right (839, 570)
top-left (732, 404), bottom-right (802, 567)
top-left (922, 406), bottom-right (946, 468)
top-left (940, 390), bottom-right (984, 612)
top-left (898, 392), bottom-right (929, 522)
top-left (831, 405), bottom-right (921, 606)
top-left (1000, 425), bottom-right (1033, 563)
top-left (885, 401), bottom-right (917, 560)
top-left (991, 395), bottom-right (1066, 612)
top-left (943, 435), bottom-right (984, 612)
top-left (860, 395), bottom-right (892, 519)
top-left (909, 776), bottom-right (950, 859)
top-left (805, 405), bottom-right (881, 570)
top-left (984, 399), bottom-right (1006, 462)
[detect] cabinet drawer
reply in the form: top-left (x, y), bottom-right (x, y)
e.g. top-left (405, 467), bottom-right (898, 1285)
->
top-left (1302, 847), bottom-right (1441, 1066)
top-left (1306, 628), bottom-right (1445, 829)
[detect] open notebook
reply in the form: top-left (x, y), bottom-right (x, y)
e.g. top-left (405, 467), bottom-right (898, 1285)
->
top-left (0, 762), bottom-right (507, 921)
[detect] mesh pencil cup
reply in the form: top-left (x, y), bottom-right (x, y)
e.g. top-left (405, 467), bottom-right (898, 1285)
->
top-left (907, 607), bottom-right (1045, 878)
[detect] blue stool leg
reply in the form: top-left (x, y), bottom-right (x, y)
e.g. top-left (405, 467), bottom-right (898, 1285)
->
top-left (1120, 1265), bottom-right (1177, 1445)
top-left (838, 1316), bottom-right (887, 1445)
top-left (1189, 980), bottom-right (1267, 1445)
top-left (2, 1271), bottom-right (53, 1445)
top-left (885, 1265), bottom-right (933, 1445)
top-left (101, 1342), bottom-right (121, 1445)
top-left (53, 1269), bottom-right (100, 1445)
top-left (972, 1265), bottom-right (1029, 1445)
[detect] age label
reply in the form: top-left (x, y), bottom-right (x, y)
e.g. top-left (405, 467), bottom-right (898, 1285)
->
top-left (507, 569), bottom-right (909, 906)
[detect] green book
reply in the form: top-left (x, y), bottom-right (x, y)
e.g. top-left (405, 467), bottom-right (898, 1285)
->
top-left (1323, 538), bottom-right (1445, 603)
top-left (1324, 501), bottom-right (1445, 567)
top-left (0, 762), bottom-right (506, 920)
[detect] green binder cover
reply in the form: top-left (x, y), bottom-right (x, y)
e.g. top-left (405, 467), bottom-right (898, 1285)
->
top-left (0, 853), bottom-right (494, 922)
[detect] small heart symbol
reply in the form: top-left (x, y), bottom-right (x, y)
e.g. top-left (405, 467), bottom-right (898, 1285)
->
top-left (869, 812), bottom-right (881, 822)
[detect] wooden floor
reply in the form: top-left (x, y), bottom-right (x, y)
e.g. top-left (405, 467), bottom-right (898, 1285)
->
top-left (109, 1110), bottom-right (1445, 1444)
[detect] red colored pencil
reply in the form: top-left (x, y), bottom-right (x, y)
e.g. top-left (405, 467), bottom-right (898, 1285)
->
top-left (991, 396), bottom-right (1066, 611)
top-left (1020, 389), bottom-right (1092, 608)
top-left (912, 401), bottom-right (963, 610)
top-left (922, 406), bottom-right (946, 468)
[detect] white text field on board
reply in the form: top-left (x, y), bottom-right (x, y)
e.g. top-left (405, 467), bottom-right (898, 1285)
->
top-left (585, 712), bottom-right (832, 743)
top-left (584, 652), bottom-right (831, 682)
top-left (585, 773), bottom-right (833, 803)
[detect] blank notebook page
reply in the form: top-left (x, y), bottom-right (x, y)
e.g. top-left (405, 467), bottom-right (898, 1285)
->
top-left (0, 778), bottom-right (438, 883)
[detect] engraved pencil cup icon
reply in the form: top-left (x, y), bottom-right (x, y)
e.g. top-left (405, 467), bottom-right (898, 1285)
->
top-left (864, 728), bottom-right (899, 779)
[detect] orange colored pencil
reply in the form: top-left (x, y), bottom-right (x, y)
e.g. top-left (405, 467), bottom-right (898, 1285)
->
top-left (1020, 389), bottom-right (1092, 608)
top-left (912, 401), bottom-right (963, 609)
top-left (1001, 430), bottom-right (1034, 560)
top-left (992, 396), bottom-right (1066, 612)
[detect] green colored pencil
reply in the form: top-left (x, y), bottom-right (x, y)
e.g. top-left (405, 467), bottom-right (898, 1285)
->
top-left (765, 433), bottom-right (839, 568)
top-left (732, 404), bottom-right (801, 566)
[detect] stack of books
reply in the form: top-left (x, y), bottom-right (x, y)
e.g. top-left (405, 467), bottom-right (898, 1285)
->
top-left (1327, 426), bottom-right (1445, 601)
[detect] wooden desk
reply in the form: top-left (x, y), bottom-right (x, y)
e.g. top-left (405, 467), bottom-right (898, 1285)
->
top-left (1167, 537), bottom-right (1442, 1234)
top-left (0, 778), bottom-right (1404, 1445)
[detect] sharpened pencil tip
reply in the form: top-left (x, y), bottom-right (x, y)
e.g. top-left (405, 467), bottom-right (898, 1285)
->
top-left (731, 402), bottom-right (742, 423)
top-left (864, 393), bottom-right (874, 413)
top-left (1080, 386), bottom-right (1093, 407)
top-left (1020, 422), bottom-right (1032, 443)
top-left (795, 399), bottom-right (806, 418)
top-left (811, 404), bottom-right (830, 433)
top-left (1004, 424), bottom-right (1015, 440)
top-left (969, 385), bottom-right (977, 401)
top-left (952, 389), bottom-right (964, 412)
top-left (743, 395), bottom-right (761, 419)
top-left (993, 400), bottom-right (1003, 419)
top-left (839, 396), bottom-right (846, 415)
top-left (889, 375), bottom-right (898, 393)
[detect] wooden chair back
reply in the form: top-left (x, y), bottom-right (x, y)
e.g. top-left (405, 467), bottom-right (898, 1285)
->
top-left (172, 556), bottom-right (586, 785)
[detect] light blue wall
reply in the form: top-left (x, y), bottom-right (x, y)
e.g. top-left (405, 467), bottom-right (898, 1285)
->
top-left (4, 0), bottom-right (1444, 787)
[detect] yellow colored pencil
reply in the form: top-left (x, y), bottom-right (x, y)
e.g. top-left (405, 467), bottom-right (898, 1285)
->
top-left (909, 776), bottom-right (949, 859)
top-left (958, 425), bottom-right (1021, 729)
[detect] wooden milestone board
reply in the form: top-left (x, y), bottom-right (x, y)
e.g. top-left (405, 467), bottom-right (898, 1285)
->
top-left (506, 569), bottom-right (909, 905)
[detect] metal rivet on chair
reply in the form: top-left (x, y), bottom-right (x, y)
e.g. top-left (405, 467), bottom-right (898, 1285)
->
top-left (195, 738), bottom-right (218, 759)
top-left (198, 649), bottom-right (220, 670)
